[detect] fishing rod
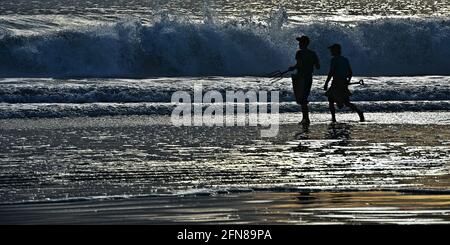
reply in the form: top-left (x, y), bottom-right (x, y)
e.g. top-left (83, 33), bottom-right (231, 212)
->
top-left (267, 69), bottom-right (291, 83)
top-left (349, 79), bottom-right (364, 85)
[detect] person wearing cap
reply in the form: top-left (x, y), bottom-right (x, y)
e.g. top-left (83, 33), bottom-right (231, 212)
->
top-left (288, 35), bottom-right (320, 126)
top-left (324, 43), bottom-right (364, 123)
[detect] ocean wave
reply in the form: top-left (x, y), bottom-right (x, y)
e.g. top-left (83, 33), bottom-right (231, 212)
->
top-left (1, 76), bottom-right (449, 104)
top-left (0, 101), bottom-right (449, 119)
top-left (0, 15), bottom-right (449, 77)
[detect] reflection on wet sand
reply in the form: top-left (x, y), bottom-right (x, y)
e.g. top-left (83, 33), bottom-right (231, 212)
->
top-left (1, 114), bottom-right (449, 203)
top-left (1, 191), bottom-right (449, 224)
top-left (0, 113), bottom-right (449, 224)
top-left (287, 191), bottom-right (450, 224)
top-left (326, 123), bottom-right (352, 142)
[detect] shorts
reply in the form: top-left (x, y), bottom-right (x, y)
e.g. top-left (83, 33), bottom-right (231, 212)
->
top-left (292, 73), bottom-right (313, 105)
top-left (325, 79), bottom-right (352, 108)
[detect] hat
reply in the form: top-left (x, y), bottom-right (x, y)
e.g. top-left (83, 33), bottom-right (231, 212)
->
top-left (328, 43), bottom-right (341, 50)
top-left (296, 36), bottom-right (309, 42)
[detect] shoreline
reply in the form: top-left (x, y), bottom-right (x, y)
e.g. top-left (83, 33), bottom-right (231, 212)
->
top-left (0, 112), bottom-right (449, 224)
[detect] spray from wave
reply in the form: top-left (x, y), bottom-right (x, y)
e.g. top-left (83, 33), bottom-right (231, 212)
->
top-left (0, 9), bottom-right (449, 78)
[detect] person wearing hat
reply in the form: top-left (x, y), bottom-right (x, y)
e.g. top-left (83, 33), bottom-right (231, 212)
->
top-left (288, 35), bottom-right (320, 126)
top-left (324, 43), bottom-right (364, 122)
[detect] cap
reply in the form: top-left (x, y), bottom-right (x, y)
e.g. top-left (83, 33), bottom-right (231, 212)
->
top-left (296, 36), bottom-right (309, 43)
top-left (328, 43), bottom-right (341, 50)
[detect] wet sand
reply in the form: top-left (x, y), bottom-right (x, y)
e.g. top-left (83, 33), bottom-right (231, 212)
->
top-left (0, 112), bottom-right (449, 224)
top-left (1, 191), bottom-right (450, 224)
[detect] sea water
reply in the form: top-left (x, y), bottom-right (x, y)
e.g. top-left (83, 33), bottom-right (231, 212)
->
top-left (0, 0), bottom-right (449, 204)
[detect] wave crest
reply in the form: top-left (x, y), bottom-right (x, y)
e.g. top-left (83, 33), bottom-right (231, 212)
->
top-left (0, 17), bottom-right (449, 77)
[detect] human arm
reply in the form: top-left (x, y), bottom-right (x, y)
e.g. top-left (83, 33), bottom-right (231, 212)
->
top-left (289, 51), bottom-right (301, 71)
top-left (324, 60), bottom-right (334, 91)
top-left (324, 69), bottom-right (333, 91)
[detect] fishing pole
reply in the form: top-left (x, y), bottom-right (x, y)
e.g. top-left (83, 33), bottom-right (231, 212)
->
top-left (349, 79), bottom-right (364, 85)
top-left (267, 69), bottom-right (291, 84)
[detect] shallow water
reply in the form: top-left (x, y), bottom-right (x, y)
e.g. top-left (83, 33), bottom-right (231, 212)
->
top-left (1, 76), bottom-right (449, 119)
top-left (1, 112), bottom-right (449, 204)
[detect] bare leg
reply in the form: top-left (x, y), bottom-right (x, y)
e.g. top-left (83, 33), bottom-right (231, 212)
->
top-left (328, 101), bottom-right (337, 122)
top-left (344, 101), bottom-right (365, 122)
top-left (300, 104), bottom-right (310, 125)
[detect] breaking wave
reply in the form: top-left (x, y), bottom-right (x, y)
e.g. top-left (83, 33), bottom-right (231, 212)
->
top-left (1, 76), bottom-right (449, 104)
top-left (0, 14), bottom-right (449, 77)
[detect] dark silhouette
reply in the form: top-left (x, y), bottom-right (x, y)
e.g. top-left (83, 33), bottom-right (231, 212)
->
top-left (326, 123), bottom-right (352, 156)
top-left (324, 44), bottom-right (364, 123)
top-left (296, 192), bottom-right (316, 203)
top-left (289, 36), bottom-right (320, 126)
top-left (326, 123), bottom-right (351, 143)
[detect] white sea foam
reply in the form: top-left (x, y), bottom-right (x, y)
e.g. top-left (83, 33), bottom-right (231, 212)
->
top-left (0, 14), bottom-right (449, 77)
top-left (0, 76), bottom-right (448, 118)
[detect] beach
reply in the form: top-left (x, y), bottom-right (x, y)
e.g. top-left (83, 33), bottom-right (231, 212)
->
top-left (1, 0), bottom-right (449, 226)
top-left (2, 191), bottom-right (450, 225)
top-left (1, 112), bottom-right (449, 224)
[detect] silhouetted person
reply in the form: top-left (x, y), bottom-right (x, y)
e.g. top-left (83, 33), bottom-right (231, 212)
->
top-left (324, 44), bottom-right (364, 123)
top-left (288, 36), bottom-right (320, 126)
